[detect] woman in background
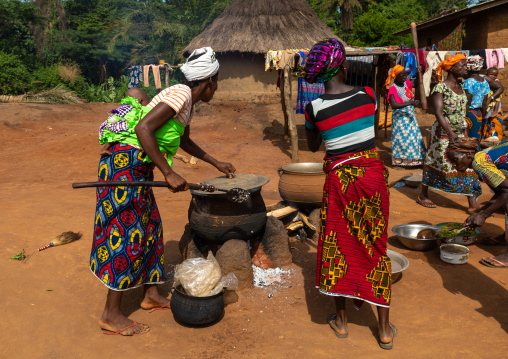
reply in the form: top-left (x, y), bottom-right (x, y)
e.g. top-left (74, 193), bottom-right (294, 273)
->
top-left (418, 54), bottom-right (482, 211)
top-left (386, 65), bottom-right (425, 167)
top-left (463, 55), bottom-right (491, 140)
top-left (303, 38), bottom-right (395, 350)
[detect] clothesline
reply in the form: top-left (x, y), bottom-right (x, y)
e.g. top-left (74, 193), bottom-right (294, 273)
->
top-left (128, 64), bottom-right (180, 90)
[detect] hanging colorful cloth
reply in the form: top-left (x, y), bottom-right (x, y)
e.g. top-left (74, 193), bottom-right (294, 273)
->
top-left (128, 65), bottom-right (143, 89)
top-left (296, 51), bottom-right (324, 114)
top-left (437, 21), bottom-right (465, 51)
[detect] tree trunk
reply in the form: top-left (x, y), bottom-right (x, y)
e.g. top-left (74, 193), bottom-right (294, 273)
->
top-left (340, 3), bottom-right (354, 31)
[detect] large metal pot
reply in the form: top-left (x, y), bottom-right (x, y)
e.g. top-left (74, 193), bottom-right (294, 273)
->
top-left (188, 174), bottom-right (269, 244)
top-left (278, 163), bottom-right (325, 208)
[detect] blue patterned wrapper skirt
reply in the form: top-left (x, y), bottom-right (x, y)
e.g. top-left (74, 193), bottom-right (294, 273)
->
top-left (391, 106), bottom-right (426, 166)
top-left (90, 143), bottom-right (165, 291)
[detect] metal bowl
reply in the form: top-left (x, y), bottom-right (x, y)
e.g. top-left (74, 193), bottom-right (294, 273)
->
top-left (435, 222), bottom-right (481, 246)
top-left (387, 249), bottom-right (409, 283)
top-left (402, 174), bottom-right (422, 188)
top-left (392, 224), bottom-right (441, 251)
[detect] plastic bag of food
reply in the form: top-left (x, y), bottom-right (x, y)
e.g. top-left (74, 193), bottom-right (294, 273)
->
top-left (220, 272), bottom-right (239, 290)
top-left (174, 251), bottom-right (222, 297)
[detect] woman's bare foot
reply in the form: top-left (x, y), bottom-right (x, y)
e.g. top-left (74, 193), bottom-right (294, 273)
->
top-left (140, 285), bottom-right (171, 310)
top-left (327, 313), bottom-right (348, 337)
top-left (378, 322), bottom-right (395, 344)
top-left (467, 197), bottom-right (481, 213)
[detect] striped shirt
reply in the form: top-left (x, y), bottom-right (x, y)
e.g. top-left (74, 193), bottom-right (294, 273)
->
top-left (148, 84), bottom-right (193, 126)
top-left (305, 87), bottom-right (377, 158)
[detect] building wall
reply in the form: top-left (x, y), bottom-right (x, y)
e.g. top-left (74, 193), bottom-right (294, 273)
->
top-left (214, 53), bottom-right (298, 101)
top-left (415, 5), bottom-right (508, 110)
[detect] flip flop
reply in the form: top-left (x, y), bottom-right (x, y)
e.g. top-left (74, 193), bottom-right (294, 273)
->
top-left (101, 321), bottom-right (150, 336)
top-left (148, 305), bottom-right (172, 313)
top-left (481, 236), bottom-right (507, 246)
top-left (480, 257), bottom-right (508, 268)
top-left (327, 314), bottom-right (348, 338)
top-left (416, 196), bottom-right (436, 208)
top-left (379, 323), bottom-right (397, 350)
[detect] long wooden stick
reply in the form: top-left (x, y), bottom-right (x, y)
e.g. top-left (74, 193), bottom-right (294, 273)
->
top-left (284, 66), bottom-right (299, 162)
top-left (411, 22), bottom-right (428, 111)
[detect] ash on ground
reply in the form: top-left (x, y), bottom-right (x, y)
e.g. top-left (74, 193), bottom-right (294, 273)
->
top-left (252, 265), bottom-right (293, 287)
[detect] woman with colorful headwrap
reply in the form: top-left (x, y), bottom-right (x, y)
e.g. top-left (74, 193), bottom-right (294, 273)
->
top-left (304, 38), bottom-right (396, 350)
top-left (386, 65), bottom-right (425, 166)
top-left (418, 54), bottom-right (482, 211)
top-left (447, 138), bottom-right (508, 262)
top-left (90, 47), bottom-right (236, 336)
top-left (463, 55), bottom-right (492, 140)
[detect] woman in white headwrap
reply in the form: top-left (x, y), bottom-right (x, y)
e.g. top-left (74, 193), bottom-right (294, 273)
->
top-left (92, 47), bottom-right (235, 336)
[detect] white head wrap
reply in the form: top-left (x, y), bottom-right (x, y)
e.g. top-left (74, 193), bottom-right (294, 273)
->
top-left (181, 47), bottom-right (219, 81)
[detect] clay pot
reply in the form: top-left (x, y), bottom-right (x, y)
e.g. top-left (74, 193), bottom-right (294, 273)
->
top-left (278, 163), bottom-right (325, 208)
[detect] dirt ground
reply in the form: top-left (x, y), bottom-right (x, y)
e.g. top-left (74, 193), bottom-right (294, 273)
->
top-left (1, 98), bottom-right (508, 358)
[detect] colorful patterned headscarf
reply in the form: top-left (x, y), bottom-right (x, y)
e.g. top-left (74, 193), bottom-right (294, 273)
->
top-left (435, 54), bottom-right (466, 81)
top-left (385, 65), bottom-right (405, 89)
top-left (447, 137), bottom-right (479, 153)
top-left (466, 55), bottom-right (484, 72)
top-left (301, 38), bottom-right (346, 84)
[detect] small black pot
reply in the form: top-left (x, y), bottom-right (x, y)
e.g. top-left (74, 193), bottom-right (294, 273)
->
top-left (170, 286), bottom-right (224, 326)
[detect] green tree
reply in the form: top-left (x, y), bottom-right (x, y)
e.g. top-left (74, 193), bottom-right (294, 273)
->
top-left (0, 0), bottom-right (42, 63)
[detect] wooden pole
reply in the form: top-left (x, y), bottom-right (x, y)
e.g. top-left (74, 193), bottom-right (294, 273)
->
top-left (384, 93), bottom-right (389, 139)
top-left (284, 66), bottom-right (299, 162)
top-left (280, 71), bottom-right (289, 137)
top-left (374, 65), bottom-right (380, 138)
top-left (410, 22), bottom-right (428, 112)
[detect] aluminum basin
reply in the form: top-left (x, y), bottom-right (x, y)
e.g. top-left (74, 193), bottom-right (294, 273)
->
top-left (392, 224), bottom-right (441, 251)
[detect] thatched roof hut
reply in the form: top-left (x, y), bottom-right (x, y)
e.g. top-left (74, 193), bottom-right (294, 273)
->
top-left (182, 0), bottom-right (345, 101)
top-left (183, 0), bottom-right (345, 55)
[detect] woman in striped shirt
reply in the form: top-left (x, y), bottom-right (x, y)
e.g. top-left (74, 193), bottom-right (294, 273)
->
top-left (303, 39), bottom-right (395, 350)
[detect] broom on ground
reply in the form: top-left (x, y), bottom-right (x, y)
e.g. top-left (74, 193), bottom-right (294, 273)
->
top-left (22, 231), bottom-right (82, 264)
top-left (38, 231), bottom-right (83, 251)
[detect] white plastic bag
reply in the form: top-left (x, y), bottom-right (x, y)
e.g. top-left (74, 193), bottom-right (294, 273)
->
top-left (219, 272), bottom-right (239, 290)
top-left (174, 251), bottom-right (222, 297)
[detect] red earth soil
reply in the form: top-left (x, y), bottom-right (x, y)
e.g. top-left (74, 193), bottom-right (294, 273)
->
top-left (1, 99), bottom-right (507, 358)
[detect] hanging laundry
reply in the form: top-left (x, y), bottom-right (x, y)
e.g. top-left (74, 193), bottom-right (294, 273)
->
top-left (447, 50), bottom-right (470, 57)
top-left (265, 50), bottom-right (279, 71)
top-left (437, 21), bottom-right (465, 51)
top-left (422, 51), bottom-right (449, 96)
top-left (345, 55), bottom-right (374, 87)
top-left (501, 48), bottom-right (508, 62)
top-left (296, 51), bottom-right (324, 114)
top-left (296, 79), bottom-right (324, 114)
top-left (401, 49), bottom-right (428, 72)
top-left (403, 52), bottom-right (418, 83)
top-left (128, 65), bottom-right (143, 89)
top-left (160, 63), bottom-right (173, 88)
top-left (470, 50), bottom-right (487, 69)
top-left (396, 52), bottom-right (405, 67)
top-left (143, 65), bottom-right (162, 89)
top-left (485, 49), bottom-right (505, 69)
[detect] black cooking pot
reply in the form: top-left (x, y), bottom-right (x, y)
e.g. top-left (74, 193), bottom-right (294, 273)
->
top-left (170, 286), bottom-right (224, 326)
top-left (188, 174), bottom-right (269, 244)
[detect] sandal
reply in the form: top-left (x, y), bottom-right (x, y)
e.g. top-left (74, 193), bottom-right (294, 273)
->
top-left (101, 321), bottom-right (150, 336)
top-left (327, 314), bottom-right (348, 338)
top-left (481, 236), bottom-right (507, 246)
top-left (480, 257), bottom-right (508, 268)
top-left (416, 195), bottom-right (436, 208)
top-left (379, 323), bottom-right (397, 350)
